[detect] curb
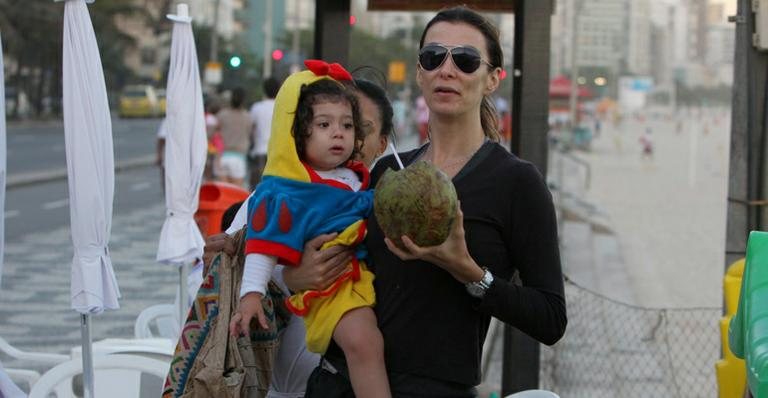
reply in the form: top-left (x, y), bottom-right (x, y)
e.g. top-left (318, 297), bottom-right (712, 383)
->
top-left (6, 155), bottom-right (156, 189)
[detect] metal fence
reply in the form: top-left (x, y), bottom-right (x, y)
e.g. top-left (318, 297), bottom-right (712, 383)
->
top-left (540, 277), bottom-right (722, 398)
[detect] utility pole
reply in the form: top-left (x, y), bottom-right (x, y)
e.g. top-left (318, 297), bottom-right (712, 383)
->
top-left (263, 0), bottom-right (274, 78)
top-left (724, 0), bottom-right (768, 269)
top-left (210, 0), bottom-right (221, 64)
top-left (507, 0), bottom-right (555, 392)
top-left (568, 0), bottom-right (583, 131)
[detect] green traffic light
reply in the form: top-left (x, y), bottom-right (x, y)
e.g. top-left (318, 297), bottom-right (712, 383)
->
top-left (229, 56), bottom-right (242, 68)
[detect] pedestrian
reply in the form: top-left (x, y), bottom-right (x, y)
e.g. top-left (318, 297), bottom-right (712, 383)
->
top-left (204, 97), bottom-right (223, 181)
top-left (303, 6), bottom-right (567, 396)
top-left (640, 126), bottom-right (653, 159)
top-left (194, 75), bottom-right (396, 397)
top-left (248, 77), bottom-right (282, 190)
top-left (354, 78), bottom-right (394, 168)
top-left (228, 66), bottom-right (390, 397)
top-left (216, 87), bottom-right (254, 187)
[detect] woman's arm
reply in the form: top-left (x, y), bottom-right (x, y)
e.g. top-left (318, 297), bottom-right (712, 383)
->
top-left (480, 164), bottom-right (567, 344)
top-left (282, 233), bottom-right (354, 292)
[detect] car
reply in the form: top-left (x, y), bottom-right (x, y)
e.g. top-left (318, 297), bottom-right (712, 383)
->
top-left (119, 85), bottom-right (160, 118)
top-left (156, 89), bottom-right (167, 116)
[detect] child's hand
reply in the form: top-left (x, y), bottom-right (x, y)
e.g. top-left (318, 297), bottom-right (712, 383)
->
top-left (229, 292), bottom-right (269, 337)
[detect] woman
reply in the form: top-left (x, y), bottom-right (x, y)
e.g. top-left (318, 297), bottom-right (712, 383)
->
top-left (197, 77), bottom-right (395, 398)
top-left (303, 6), bottom-right (567, 396)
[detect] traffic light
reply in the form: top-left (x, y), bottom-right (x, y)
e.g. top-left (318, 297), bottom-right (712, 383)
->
top-left (229, 55), bottom-right (242, 68)
top-left (272, 49), bottom-right (284, 62)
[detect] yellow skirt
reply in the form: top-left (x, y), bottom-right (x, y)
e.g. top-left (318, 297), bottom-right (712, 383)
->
top-left (285, 220), bottom-right (376, 353)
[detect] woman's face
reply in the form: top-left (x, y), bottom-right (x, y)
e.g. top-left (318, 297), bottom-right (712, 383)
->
top-left (416, 21), bottom-right (500, 118)
top-left (356, 93), bottom-right (388, 168)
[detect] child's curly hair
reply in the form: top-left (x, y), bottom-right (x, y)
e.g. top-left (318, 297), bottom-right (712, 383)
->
top-left (292, 79), bottom-right (365, 164)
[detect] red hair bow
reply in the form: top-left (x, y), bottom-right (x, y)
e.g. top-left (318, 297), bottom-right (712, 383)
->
top-left (304, 59), bottom-right (353, 81)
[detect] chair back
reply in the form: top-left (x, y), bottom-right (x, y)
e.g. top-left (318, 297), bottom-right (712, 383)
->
top-left (29, 354), bottom-right (169, 398)
top-left (134, 304), bottom-right (179, 339)
top-left (505, 390), bottom-right (560, 398)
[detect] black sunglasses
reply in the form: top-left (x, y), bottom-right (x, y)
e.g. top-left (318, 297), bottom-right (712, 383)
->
top-left (418, 44), bottom-right (494, 74)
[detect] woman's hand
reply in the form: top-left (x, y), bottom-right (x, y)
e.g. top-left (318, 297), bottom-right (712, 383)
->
top-left (283, 233), bottom-right (354, 292)
top-left (202, 233), bottom-right (235, 267)
top-left (384, 204), bottom-right (483, 283)
top-left (230, 292), bottom-right (269, 337)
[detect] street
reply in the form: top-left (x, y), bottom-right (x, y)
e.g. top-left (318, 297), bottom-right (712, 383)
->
top-left (7, 118), bottom-right (160, 180)
top-left (4, 118), bottom-right (163, 241)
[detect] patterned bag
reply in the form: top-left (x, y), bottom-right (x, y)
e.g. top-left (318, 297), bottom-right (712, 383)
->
top-left (163, 228), bottom-right (290, 398)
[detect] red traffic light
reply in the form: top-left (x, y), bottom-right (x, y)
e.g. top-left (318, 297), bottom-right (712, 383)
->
top-left (272, 49), bottom-right (284, 61)
top-left (500, 69), bottom-right (507, 80)
top-left (350, 15), bottom-right (356, 25)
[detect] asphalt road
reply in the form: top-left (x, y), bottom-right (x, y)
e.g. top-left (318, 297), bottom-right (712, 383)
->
top-left (7, 117), bottom-right (161, 179)
top-left (5, 117), bottom-right (164, 242)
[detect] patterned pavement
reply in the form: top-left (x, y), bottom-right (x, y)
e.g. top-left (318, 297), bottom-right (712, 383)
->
top-left (0, 202), bottom-right (177, 369)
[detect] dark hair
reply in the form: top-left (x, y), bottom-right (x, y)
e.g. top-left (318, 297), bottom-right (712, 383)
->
top-left (205, 95), bottom-right (221, 114)
top-left (221, 201), bottom-right (244, 231)
top-left (292, 79), bottom-right (365, 164)
top-left (230, 87), bottom-right (246, 109)
top-left (419, 6), bottom-right (502, 142)
top-left (354, 78), bottom-right (394, 139)
top-left (263, 77), bottom-right (281, 99)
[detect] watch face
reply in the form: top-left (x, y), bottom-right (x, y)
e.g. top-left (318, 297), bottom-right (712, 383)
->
top-left (467, 283), bottom-right (484, 298)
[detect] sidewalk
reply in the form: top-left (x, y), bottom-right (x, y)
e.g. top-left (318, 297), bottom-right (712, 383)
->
top-left (0, 203), bottom-right (175, 368)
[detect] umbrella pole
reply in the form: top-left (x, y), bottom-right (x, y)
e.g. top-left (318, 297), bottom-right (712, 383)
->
top-left (80, 314), bottom-right (95, 398)
top-left (179, 263), bottom-right (188, 329)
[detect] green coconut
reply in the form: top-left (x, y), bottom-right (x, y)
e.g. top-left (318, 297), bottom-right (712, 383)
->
top-left (374, 160), bottom-right (458, 248)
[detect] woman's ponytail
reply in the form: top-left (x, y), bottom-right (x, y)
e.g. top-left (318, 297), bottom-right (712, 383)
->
top-left (480, 95), bottom-right (501, 142)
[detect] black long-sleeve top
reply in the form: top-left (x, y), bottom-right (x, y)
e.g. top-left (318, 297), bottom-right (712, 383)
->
top-left (365, 141), bottom-right (567, 388)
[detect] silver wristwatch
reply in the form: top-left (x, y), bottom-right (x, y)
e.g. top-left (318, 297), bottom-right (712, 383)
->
top-left (465, 268), bottom-right (494, 298)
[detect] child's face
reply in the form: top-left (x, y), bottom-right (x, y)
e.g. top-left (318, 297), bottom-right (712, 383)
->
top-left (303, 100), bottom-right (356, 171)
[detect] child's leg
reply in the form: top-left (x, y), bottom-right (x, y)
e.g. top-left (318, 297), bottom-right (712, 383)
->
top-left (333, 306), bottom-right (391, 398)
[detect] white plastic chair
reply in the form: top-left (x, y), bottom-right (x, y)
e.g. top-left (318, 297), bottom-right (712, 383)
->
top-left (0, 336), bottom-right (69, 393)
top-left (70, 338), bottom-right (175, 362)
top-left (28, 354), bottom-right (169, 398)
top-left (1, 361), bottom-right (29, 398)
top-left (134, 303), bottom-right (180, 340)
top-left (505, 390), bottom-right (560, 398)
top-left (5, 367), bottom-right (40, 392)
top-left (0, 336), bottom-right (69, 364)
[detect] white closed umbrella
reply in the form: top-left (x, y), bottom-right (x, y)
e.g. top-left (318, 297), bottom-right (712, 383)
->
top-left (60, 0), bottom-right (119, 396)
top-left (156, 3), bottom-right (207, 323)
